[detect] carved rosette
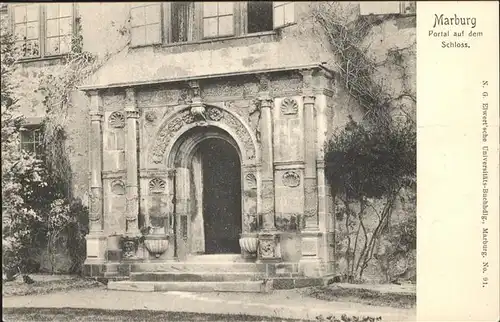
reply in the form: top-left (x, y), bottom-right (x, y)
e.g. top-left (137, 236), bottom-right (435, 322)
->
top-left (245, 173), bottom-right (257, 189)
top-left (145, 111), bottom-right (157, 123)
top-left (151, 107), bottom-right (256, 163)
top-left (108, 111), bottom-right (125, 128)
top-left (282, 171), bottom-right (300, 187)
top-left (259, 240), bottom-right (275, 258)
top-left (111, 180), bottom-right (125, 195)
top-left (280, 98), bottom-right (298, 115)
top-left (149, 178), bottom-right (166, 194)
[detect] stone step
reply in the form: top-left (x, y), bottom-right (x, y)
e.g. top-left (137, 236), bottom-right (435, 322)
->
top-left (130, 271), bottom-right (264, 282)
top-left (107, 280), bottom-right (271, 293)
top-left (131, 262), bottom-right (264, 273)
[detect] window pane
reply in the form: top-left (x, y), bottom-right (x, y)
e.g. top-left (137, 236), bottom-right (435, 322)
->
top-left (21, 143), bottom-right (35, 153)
top-left (46, 37), bottom-right (60, 55)
top-left (26, 22), bottom-right (39, 39)
top-left (145, 24), bottom-right (161, 44)
top-left (145, 4), bottom-right (161, 24)
top-left (218, 2), bottom-right (233, 15)
top-left (131, 26), bottom-right (146, 46)
top-left (131, 7), bottom-right (145, 27)
top-left (14, 6), bottom-right (27, 23)
top-left (14, 24), bottom-right (27, 41)
top-left (203, 2), bottom-right (217, 17)
top-left (203, 17), bottom-right (218, 37)
top-left (274, 6), bottom-right (284, 28)
top-left (26, 4), bottom-right (39, 21)
top-left (28, 40), bottom-right (40, 56)
top-left (59, 18), bottom-right (72, 35)
top-left (59, 3), bottom-right (73, 17)
top-left (284, 3), bottom-right (294, 24)
top-left (218, 15), bottom-right (233, 36)
top-left (21, 131), bottom-right (33, 144)
top-left (46, 19), bottom-right (58, 37)
top-left (59, 35), bottom-right (71, 54)
top-left (46, 4), bottom-right (59, 19)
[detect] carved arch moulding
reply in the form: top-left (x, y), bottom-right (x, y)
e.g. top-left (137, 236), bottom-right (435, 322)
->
top-left (148, 105), bottom-right (258, 166)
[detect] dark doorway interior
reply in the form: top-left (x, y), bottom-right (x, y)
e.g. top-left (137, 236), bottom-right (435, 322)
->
top-left (200, 138), bottom-right (242, 254)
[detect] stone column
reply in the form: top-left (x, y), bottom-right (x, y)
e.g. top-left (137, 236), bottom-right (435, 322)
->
top-left (124, 88), bottom-right (140, 237)
top-left (85, 90), bottom-right (106, 264)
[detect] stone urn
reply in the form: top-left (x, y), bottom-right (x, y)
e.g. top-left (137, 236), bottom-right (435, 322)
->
top-left (239, 234), bottom-right (258, 254)
top-left (144, 235), bottom-right (170, 258)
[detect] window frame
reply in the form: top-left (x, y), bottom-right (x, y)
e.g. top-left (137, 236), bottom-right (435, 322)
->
top-left (130, 2), bottom-right (163, 48)
top-left (201, 2), bottom-right (236, 39)
top-left (20, 126), bottom-right (43, 156)
top-left (359, 1), bottom-right (416, 16)
top-left (9, 3), bottom-right (77, 60)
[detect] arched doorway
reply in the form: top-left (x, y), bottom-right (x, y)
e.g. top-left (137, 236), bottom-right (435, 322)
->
top-left (199, 138), bottom-right (242, 254)
top-left (169, 126), bottom-right (243, 257)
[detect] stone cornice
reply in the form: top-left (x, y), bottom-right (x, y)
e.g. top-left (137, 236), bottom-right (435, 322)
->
top-left (79, 63), bottom-right (334, 92)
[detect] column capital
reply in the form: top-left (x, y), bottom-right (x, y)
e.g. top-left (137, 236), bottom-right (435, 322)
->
top-left (303, 95), bottom-right (316, 105)
top-left (125, 109), bottom-right (140, 119)
top-left (89, 110), bottom-right (103, 122)
top-left (258, 96), bottom-right (274, 109)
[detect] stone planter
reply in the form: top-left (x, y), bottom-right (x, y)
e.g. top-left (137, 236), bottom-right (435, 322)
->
top-left (144, 235), bottom-right (170, 258)
top-left (239, 235), bottom-right (258, 254)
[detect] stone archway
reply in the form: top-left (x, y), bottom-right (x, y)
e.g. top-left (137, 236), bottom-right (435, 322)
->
top-left (146, 104), bottom-right (260, 260)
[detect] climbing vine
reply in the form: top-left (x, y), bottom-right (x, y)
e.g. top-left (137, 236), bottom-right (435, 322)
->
top-left (311, 2), bottom-right (416, 127)
top-left (313, 3), bottom-right (417, 282)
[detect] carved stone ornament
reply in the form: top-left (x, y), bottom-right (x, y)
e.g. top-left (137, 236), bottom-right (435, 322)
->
top-left (280, 98), bottom-right (298, 115)
top-left (259, 240), bottom-right (275, 258)
top-left (111, 180), bottom-right (126, 195)
top-left (108, 111), bottom-right (125, 128)
top-left (88, 190), bottom-right (102, 222)
top-left (282, 171), bottom-right (300, 187)
top-left (245, 173), bottom-right (257, 189)
top-left (151, 107), bottom-right (255, 164)
top-left (149, 178), bottom-right (166, 194)
top-left (121, 237), bottom-right (138, 259)
top-left (145, 111), bottom-right (157, 123)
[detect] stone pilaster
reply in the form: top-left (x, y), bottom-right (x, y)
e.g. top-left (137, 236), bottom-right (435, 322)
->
top-left (303, 94), bottom-right (319, 230)
top-left (299, 69), bottom-right (322, 276)
top-left (257, 90), bottom-right (281, 262)
top-left (85, 90), bottom-right (107, 264)
top-left (124, 88), bottom-right (140, 237)
top-left (259, 95), bottom-right (276, 232)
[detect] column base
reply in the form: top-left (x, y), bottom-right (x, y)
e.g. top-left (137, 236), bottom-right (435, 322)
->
top-left (85, 233), bottom-right (107, 264)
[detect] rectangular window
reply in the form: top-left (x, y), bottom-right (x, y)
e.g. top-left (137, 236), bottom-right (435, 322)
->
top-left (202, 2), bottom-right (234, 38)
top-left (247, 1), bottom-right (273, 33)
top-left (359, 1), bottom-right (415, 15)
top-left (20, 128), bottom-right (43, 155)
top-left (11, 3), bottom-right (75, 59)
top-left (130, 3), bottom-right (162, 47)
top-left (13, 4), bottom-right (41, 58)
top-left (273, 2), bottom-right (294, 29)
top-left (45, 3), bottom-right (73, 55)
top-left (171, 2), bottom-right (194, 43)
